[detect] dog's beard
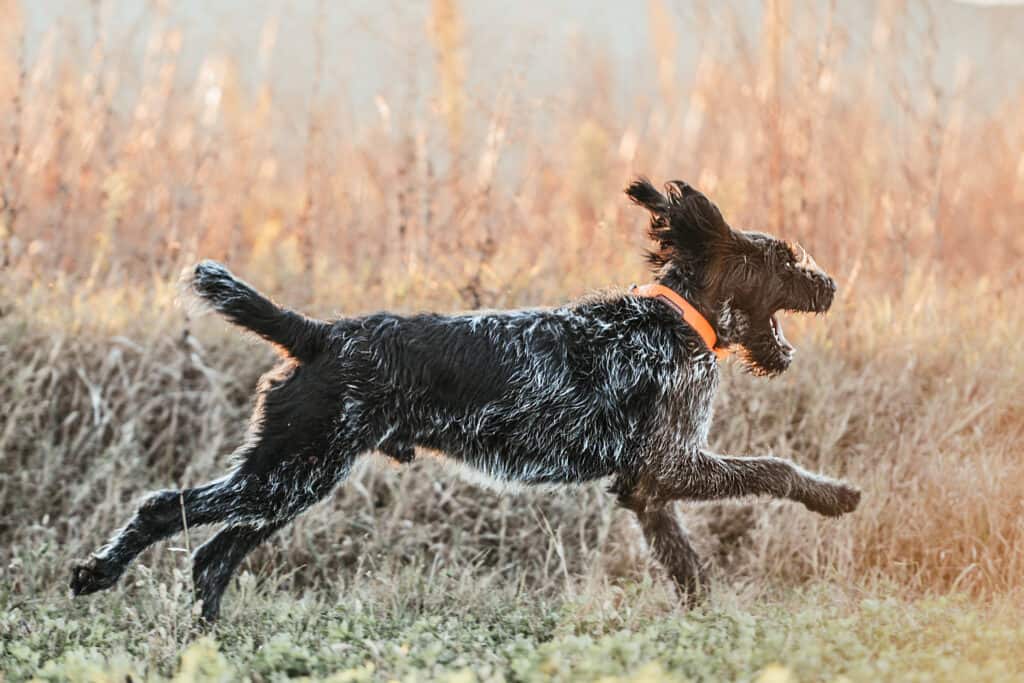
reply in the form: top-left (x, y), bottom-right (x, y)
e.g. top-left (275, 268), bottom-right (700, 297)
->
top-left (737, 315), bottom-right (794, 376)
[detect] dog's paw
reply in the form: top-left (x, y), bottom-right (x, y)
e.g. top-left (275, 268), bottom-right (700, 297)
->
top-left (801, 480), bottom-right (861, 517)
top-left (69, 556), bottom-right (122, 597)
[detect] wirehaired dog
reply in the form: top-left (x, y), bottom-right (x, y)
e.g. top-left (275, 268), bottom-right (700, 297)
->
top-left (70, 178), bottom-right (860, 622)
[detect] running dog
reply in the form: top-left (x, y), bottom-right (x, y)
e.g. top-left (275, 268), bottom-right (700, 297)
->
top-left (70, 178), bottom-right (860, 622)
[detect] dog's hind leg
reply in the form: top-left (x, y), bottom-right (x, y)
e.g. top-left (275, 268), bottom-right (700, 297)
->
top-left (618, 491), bottom-right (708, 606)
top-left (69, 476), bottom-right (251, 597)
top-left (191, 521), bottom-right (285, 623)
top-left (190, 450), bottom-right (360, 622)
top-left (72, 444), bottom-right (357, 609)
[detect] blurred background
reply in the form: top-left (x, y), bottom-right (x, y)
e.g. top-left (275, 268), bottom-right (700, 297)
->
top-left (1, 0), bottom-right (1022, 619)
top-left (3, 0), bottom-right (1022, 303)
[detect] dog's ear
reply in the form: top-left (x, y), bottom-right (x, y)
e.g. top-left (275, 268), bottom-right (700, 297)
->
top-left (663, 180), bottom-right (729, 239)
top-left (627, 177), bottom-right (730, 265)
top-left (625, 177), bottom-right (670, 214)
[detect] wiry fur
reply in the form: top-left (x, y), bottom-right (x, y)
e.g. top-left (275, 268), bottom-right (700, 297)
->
top-left (70, 178), bottom-right (860, 622)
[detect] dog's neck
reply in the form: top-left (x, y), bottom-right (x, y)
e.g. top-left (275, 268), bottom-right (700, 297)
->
top-left (655, 264), bottom-right (745, 348)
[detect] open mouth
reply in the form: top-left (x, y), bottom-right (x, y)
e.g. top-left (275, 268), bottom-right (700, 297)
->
top-left (769, 314), bottom-right (794, 356)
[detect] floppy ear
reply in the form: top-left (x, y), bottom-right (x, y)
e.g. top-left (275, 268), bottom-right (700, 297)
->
top-left (663, 180), bottom-right (728, 237)
top-left (625, 177), bottom-right (670, 215)
top-left (626, 177), bottom-right (730, 267)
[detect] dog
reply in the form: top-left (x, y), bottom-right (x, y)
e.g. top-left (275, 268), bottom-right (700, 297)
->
top-left (70, 178), bottom-right (860, 622)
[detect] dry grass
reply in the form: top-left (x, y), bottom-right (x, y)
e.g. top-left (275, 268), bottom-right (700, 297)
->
top-left (1, 0), bottom-right (1022, 641)
top-left (3, 273), bottom-right (1021, 607)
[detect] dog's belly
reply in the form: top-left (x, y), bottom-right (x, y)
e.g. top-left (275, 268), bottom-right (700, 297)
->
top-left (453, 448), bottom-right (616, 486)
top-left (410, 428), bottom-right (624, 487)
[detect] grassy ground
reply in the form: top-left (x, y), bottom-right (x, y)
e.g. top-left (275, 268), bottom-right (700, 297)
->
top-left (5, 581), bottom-right (1023, 682)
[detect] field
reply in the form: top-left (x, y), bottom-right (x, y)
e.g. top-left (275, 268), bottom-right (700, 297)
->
top-left (2, 1), bottom-right (1023, 681)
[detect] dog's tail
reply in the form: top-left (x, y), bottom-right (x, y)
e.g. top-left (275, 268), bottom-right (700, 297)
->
top-left (181, 260), bottom-right (329, 363)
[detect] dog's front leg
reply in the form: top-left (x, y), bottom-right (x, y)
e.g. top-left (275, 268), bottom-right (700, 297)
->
top-left (618, 492), bottom-right (708, 606)
top-left (674, 450), bottom-right (860, 517)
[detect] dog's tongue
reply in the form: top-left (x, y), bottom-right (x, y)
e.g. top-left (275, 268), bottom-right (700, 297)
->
top-left (771, 315), bottom-right (794, 353)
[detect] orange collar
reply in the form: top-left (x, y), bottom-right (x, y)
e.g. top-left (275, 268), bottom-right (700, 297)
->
top-left (631, 284), bottom-right (729, 360)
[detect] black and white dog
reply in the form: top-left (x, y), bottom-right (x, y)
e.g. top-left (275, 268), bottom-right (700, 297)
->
top-left (71, 178), bottom-right (860, 621)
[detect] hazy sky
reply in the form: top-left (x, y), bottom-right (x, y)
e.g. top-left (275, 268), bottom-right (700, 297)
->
top-left (19, 1), bottom-right (1024, 122)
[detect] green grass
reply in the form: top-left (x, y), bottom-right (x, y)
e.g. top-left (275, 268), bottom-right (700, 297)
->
top-left (4, 578), bottom-right (1021, 682)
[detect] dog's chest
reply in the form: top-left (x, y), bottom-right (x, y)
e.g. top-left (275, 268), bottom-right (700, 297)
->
top-left (655, 355), bottom-right (719, 450)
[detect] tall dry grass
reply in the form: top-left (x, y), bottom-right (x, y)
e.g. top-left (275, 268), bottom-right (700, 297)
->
top-left (1, 1), bottom-right (1022, 607)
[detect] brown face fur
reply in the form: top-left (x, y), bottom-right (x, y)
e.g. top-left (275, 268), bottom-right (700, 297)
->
top-left (626, 178), bottom-right (836, 376)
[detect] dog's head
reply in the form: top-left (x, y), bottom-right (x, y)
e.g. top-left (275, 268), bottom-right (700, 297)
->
top-left (626, 177), bottom-right (836, 376)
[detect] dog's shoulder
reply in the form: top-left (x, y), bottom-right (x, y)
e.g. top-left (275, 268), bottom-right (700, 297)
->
top-left (562, 289), bottom-right (719, 367)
